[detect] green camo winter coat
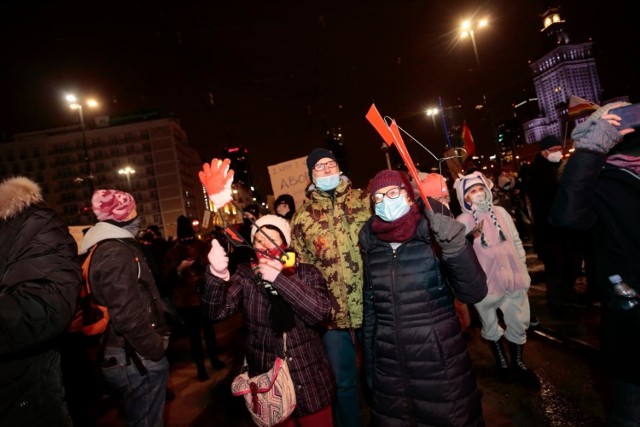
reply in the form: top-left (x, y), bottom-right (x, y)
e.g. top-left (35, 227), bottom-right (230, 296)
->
top-left (290, 176), bottom-right (371, 329)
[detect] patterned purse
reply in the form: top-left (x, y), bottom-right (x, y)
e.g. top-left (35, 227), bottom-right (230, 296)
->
top-left (231, 333), bottom-right (297, 427)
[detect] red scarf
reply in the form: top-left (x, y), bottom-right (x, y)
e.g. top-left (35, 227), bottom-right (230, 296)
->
top-left (370, 203), bottom-right (421, 243)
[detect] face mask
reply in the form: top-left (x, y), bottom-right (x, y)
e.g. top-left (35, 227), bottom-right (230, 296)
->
top-left (470, 192), bottom-right (487, 205)
top-left (375, 195), bottom-right (410, 222)
top-left (547, 151), bottom-right (563, 163)
top-left (315, 174), bottom-right (340, 191)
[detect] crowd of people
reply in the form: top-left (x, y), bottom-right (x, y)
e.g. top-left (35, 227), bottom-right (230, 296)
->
top-left (1, 101), bottom-right (638, 426)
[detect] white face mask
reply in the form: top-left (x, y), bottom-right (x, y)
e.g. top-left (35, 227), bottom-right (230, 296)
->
top-left (546, 151), bottom-right (563, 163)
top-left (470, 192), bottom-right (486, 205)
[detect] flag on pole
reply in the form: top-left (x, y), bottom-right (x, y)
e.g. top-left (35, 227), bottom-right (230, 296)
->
top-left (567, 95), bottom-right (599, 118)
top-left (462, 122), bottom-right (475, 157)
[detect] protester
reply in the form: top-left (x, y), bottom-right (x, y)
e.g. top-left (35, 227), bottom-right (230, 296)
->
top-left (163, 215), bottom-right (225, 381)
top-left (549, 102), bottom-right (640, 425)
top-left (419, 172), bottom-right (472, 331)
top-left (274, 193), bottom-right (296, 220)
top-left (290, 147), bottom-right (371, 427)
top-left (202, 214), bottom-right (336, 425)
top-left (520, 135), bottom-right (585, 316)
top-left (0, 177), bottom-right (82, 427)
top-left (454, 171), bottom-right (539, 387)
top-left (359, 170), bottom-right (486, 426)
top-left (79, 189), bottom-right (170, 427)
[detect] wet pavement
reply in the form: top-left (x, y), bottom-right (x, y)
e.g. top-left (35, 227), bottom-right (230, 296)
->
top-left (95, 243), bottom-right (609, 426)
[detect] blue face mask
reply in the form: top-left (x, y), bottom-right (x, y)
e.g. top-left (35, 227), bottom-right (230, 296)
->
top-left (375, 195), bottom-right (410, 222)
top-left (315, 174), bottom-right (340, 191)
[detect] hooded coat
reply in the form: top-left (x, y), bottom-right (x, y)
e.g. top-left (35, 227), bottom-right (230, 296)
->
top-left (359, 208), bottom-right (485, 426)
top-left (0, 177), bottom-right (81, 426)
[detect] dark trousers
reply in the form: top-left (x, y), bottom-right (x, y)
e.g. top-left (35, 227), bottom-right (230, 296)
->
top-left (177, 306), bottom-right (219, 364)
top-left (542, 242), bottom-right (583, 311)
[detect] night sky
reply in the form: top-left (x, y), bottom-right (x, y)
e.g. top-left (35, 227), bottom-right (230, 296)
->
top-left (1, 0), bottom-right (637, 192)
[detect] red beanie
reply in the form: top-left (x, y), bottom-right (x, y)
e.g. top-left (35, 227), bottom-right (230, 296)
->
top-left (368, 170), bottom-right (415, 200)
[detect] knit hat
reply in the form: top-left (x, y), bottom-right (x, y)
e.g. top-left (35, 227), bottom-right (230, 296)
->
top-left (251, 214), bottom-right (292, 246)
top-left (92, 189), bottom-right (136, 222)
top-left (306, 148), bottom-right (338, 177)
top-left (539, 135), bottom-right (562, 150)
top-left (419, 173), bottom-right (448, 198)
top-left (369, 170), bottom-right (415, 201)
top-left (176, 215), bottom-right (195, 239)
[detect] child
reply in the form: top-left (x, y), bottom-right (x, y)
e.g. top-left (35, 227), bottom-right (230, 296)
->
top-left (453, 171), bottom-right (539, 387)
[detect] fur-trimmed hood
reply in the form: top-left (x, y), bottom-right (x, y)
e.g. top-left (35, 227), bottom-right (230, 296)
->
top-left (0, 176), bottom-right (43, 220)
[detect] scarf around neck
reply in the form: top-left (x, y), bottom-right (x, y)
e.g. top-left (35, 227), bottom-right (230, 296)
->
top-left (371, 203), bottom-right (421, 243)
top-left (606, 153), bottom-right (640, 175)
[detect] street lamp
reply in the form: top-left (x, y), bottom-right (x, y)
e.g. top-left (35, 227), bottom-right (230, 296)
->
top-left (459, 18), bottom-right (488, 67)
top-left (118, 166), bottom-right (136, 190)
top-left (425, 107), bottom-right (439, 129)
top-left (66, 94), bottom-right (99, 195)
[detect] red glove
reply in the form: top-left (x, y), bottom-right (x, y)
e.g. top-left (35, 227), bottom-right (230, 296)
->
top-left (198, 158), bottom-right (235, 209)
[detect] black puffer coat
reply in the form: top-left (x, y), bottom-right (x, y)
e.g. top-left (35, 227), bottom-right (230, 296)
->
top-left (359, 216), bottom-right (485, 427)
top-left (0, 177), bottom-right (81, 426)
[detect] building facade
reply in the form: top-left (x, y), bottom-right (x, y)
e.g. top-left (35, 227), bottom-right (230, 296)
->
top-left (0, 114), bottom-right (207, 239)
top-left (522, 7), bottom-right (602, 144)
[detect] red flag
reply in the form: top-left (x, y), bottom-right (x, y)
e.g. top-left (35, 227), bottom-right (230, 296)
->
top-left (462, 122), bottom-right (475, 157)
top-left (567, 95), bottom-right (599, 118)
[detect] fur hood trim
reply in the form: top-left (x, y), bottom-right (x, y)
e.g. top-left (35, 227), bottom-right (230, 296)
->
top-left (0, 176), bottom-right (43, 220)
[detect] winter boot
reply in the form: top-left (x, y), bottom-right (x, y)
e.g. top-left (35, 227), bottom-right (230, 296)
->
top-left (196, 361), bottom-right (209, 382)
top-left (488, 339), bottom-right (511, 383)
top-left (508, 342), bottom-right (540, 389)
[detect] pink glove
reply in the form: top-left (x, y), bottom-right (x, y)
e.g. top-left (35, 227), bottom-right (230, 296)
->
top-left (256, 257), bottom-right (283, 283)
top-left (198, 158), bottom-right (235, 210)
top-left (208, 239), bottom-right (230, 281)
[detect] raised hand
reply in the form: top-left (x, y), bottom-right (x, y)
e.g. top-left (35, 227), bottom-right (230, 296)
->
top-left (426, 210), bottom-right (467, 257)
top-left (198, 158), bottom-right (235, 209)
top-left (208, 239), bottom-right (230, 281)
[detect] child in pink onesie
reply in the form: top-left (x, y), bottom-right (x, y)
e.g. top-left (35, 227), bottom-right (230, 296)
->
top-left (453, 171), bottom-right (538, 388)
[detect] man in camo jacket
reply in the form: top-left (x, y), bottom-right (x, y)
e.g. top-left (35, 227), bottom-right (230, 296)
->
top-left (290, 148), bottom-right (371, 427)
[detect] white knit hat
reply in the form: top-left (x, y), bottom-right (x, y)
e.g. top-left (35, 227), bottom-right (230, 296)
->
top-left (251, 214), bottom-right (291, 246)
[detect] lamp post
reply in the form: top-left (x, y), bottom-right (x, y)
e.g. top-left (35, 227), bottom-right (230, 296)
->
top-left (118, 166), bottom-right (136, 190)
top-left (425, 107), bottom-right (439, 129)
top-left (458, 18), bottom-right (501, 167)
top-left (66, 94), bottom-right (98, 195)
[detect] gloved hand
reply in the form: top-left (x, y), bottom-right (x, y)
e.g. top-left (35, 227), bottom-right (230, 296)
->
top-left (426, 210), bottom-right (467, 257)
top-left (256, 257), bottom-right (283, 283)
top-left (198, 158), bottom-right (235, 209)
top-left (208, 239), bottom-right (230, 281)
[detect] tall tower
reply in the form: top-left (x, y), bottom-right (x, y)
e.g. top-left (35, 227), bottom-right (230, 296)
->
top-left (522, 6), bottom-right (602, 144)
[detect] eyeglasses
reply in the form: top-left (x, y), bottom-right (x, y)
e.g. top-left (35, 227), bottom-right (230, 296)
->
top-left (372, 186), bottom-right (404, 204)
top-left (314, 160), bottom-right (337, 172)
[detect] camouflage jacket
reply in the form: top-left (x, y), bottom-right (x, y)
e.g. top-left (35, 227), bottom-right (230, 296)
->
top-left (290, 176), bottom-right (371, 329)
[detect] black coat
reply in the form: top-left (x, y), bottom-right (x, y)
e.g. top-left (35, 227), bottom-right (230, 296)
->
top-left (0, 178), bottom-right (81, 426)
top-left (550, 149), bottom-right (640, 383)
top-left (359, 216), bottom-right (485, 427)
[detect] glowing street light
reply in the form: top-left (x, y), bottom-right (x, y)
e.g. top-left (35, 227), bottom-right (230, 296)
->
top-left (118, 166), bottom-right (136, 190)
top-left (425, 107), bottom-right (439, 128)
top-left (65, 94), bottom-right (99, 194)
top-left (460, 18), bottom-right (488, 66)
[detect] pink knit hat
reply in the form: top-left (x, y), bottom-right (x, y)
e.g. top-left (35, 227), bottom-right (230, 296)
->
top-left (92, 189), bottom-right (137, 222)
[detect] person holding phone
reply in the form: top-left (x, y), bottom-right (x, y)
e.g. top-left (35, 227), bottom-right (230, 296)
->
top-left (550, 101), bottom-right (640, 425)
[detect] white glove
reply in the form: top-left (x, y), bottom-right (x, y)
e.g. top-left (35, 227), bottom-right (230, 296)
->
top-left (256, 257), bottom-right (282, 283)
top-left (198, 158), bottom-right (235, 210)
top-left (208, 239), bottom-right (230, 281)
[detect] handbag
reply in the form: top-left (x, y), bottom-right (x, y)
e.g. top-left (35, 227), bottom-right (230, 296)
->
top-left (231, 333), bottom-right (297, 427)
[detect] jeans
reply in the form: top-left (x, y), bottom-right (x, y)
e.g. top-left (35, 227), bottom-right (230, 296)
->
top-left (608, 377), bottom-right (640, 427)
top-left (101, 347), bottom-right (169, 427)
top-left (322, 329), bottom-right (362, 427)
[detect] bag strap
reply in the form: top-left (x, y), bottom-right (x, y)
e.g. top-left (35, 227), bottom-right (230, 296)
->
top-left (240, 332), bottom-right (288, 370)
